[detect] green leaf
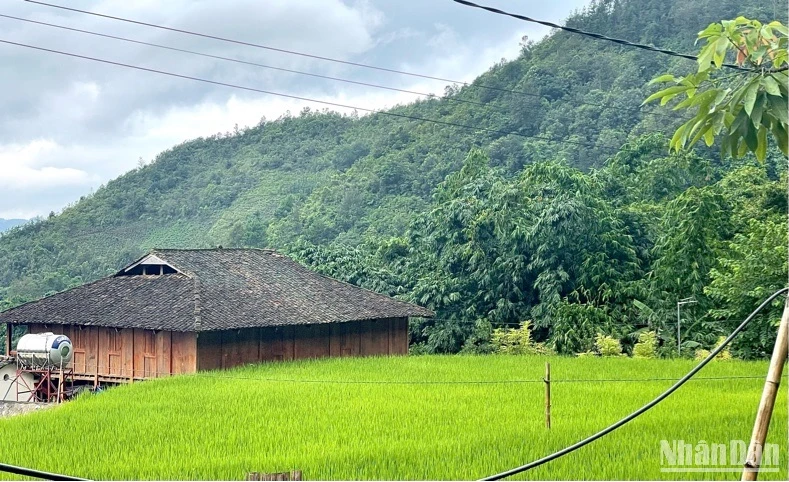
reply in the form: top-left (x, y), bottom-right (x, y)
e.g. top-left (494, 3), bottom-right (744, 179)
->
top-left (670, 121), bottom-right (691, 151)
top-left (674, 89), bottom-right (717, 110)
top-left (741, 80), bottom-right (760, 116)
top-left (755, 127), bottom-right (767, 161)
top-left (737, 138), bottom-right (749, 156)
top-left (770, 122), bottom-right (789, 155)
top-left (689, 117), bottom-right (714, 146)
top-left (703, 128), bottom-right (715, 146)
top-left (697, 43), bottom-right (716, 72)
top-left (768, 22), bottom-right (788, 36)
top-left (768, 95), bottom-right (789, 125)
top-left (648, 74), bottom-right (675, 85)
top-left (713, 37), bottom-right (729, 67)
top-left (643, 85), bottom-right (691, 105)
top-left (762, 76), bottom-right (782, 96)
top-left (743, 123), bottom-right (759, 151)
top-left (750, 93), bottom-right (765, 127)
top-left (698, 23), bottom-right (722, 38)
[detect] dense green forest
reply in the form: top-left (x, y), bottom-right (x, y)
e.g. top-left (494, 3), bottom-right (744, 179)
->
top-left (0, 0), bottom-right (786, 358)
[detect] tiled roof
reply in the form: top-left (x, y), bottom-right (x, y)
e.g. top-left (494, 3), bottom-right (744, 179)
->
top-left (0, 275), bottom-right (195, 331)
top-left (0, 249), bottom-right (433, 331)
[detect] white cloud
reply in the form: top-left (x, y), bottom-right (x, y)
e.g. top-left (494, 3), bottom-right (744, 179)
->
top-left (0, 0), bottom-right (591, 219)
top-left (0, 139), bottom-right (95, 191)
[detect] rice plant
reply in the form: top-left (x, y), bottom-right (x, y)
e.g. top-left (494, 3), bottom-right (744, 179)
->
top-left (0, 355), bottom-right (784, 480)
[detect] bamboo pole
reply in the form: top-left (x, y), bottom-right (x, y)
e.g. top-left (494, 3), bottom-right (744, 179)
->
top-left (741, 302), bottom-right (789, 480)
top-left (545, 362), bottom-right (551, 429)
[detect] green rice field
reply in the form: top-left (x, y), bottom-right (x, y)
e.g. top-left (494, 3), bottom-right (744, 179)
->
top-left (0, 355), bottom-right (785, 480)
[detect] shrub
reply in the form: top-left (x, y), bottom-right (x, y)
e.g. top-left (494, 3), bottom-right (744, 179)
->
top-left (460, 320), bottom-right (495, 355)
top-left (491, 321), bottom-right (553, 355)
top-left (408, 343), bottom-right (431, 356)
top-left (695, 336), bottom-right (732, 361)
top-left (594, 333), bottom-right (624, 357)
top-left (632, 331), bottom-right (658, 359)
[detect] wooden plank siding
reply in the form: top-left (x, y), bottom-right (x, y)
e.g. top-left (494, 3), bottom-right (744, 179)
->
top-left (197, 318), bottom-right (408, 371)
top-left (27, 323), bottom-right (196, 381)
top-left (26, 317), bottom-right (408, 381)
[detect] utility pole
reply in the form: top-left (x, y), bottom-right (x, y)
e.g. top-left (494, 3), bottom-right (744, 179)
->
top-left (676, 297), bottom-right (697, 356)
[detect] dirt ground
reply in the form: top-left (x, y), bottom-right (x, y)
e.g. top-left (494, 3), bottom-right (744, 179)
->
top-left (0, 401), bottom-right (51, 418)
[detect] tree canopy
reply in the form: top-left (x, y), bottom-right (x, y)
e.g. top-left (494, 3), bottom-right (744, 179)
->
top-left (0, 0), bottom-right (786, 358)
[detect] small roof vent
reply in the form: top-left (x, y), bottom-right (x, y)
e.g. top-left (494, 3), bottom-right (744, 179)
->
top-left (118, 254), bottom-right (179, 276)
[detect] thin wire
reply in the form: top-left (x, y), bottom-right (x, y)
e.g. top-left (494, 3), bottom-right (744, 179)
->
top-left (0, 13), bottom-right (504, 113)
top-left (552, 375), bottom-right (763, 383)
top-left (450, 0), bottom-right (753, 73)
top-left (0, 38), bottom-right (614, 151)
top-left (480, 287), bottom-right (788, 480)
top-left (20, 360), bottom-right (767, 386)
top-left (19, 0), bottom-right (676, 120)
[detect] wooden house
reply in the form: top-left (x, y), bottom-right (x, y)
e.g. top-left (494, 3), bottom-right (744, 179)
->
top-left (0, 248), bottom-right (432, 383)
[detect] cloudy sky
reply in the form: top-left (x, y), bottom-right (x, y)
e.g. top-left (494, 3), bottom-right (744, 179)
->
top-left (0, 0), bottom-right (590, 219)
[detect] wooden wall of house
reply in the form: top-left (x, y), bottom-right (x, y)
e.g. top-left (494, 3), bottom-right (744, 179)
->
top-left (26, 324), bottom-right (197, 380)
top-left (196, 318), bottom-right (409, 371)
top-left (24, 318), bottom-right (407, 379)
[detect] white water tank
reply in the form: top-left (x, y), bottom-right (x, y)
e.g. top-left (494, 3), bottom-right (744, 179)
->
top-left (16, 333), bottom-right (73, 368)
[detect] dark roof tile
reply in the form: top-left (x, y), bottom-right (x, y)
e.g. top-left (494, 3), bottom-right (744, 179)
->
top-left (0, 248), bottom-right (433, 331)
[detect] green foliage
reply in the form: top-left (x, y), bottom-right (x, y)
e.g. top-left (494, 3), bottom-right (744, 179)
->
top-left (594, 333), bottom-right (625, 357)
top-left (695, 336), bottom-right (733, 361)
top-left (0, 0), bottom-right (785, 361)
top-left (633, 331), bottom-right (658, 358)
top-left (645, 17), bottom-right (788, 160)
top-left (490, 321), bottom-right (553, 355)
top-left (705, 215), bottom-right (788, 358)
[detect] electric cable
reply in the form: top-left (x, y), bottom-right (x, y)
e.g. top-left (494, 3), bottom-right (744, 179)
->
top-left (480, 286), bottom-right (788, 480)
top-left (19, 0), bottom-right (677, 119)
top-left (0, 13), bottom-right (504, 113)
top-left (0, 38), bottom-right (615, 152)
top-left (450, 0), bottom-right (753, 72)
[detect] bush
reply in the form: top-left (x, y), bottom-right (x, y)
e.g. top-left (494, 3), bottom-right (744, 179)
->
top-left (491, 321), bottom-right (553, 355)
top-left (632, 331), bottom-right (658, 359)
top-left (694, 336), bottom-right (732, 361)
top-left (594, 333), bottom-right (624, 357)
top-left (460, 320), bottom-right (495, 354)
top-left (408, 343), bottom-right (431, 356)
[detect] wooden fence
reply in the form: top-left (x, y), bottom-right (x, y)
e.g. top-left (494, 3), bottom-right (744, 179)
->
top-left (246, 470), bottom-right (302, 481)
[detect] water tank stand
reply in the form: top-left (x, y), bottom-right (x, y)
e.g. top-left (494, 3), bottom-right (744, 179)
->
top-left (15, 366), bottom-right (74, 403)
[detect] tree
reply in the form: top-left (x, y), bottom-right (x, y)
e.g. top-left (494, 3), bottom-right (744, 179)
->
top-left (705, 216), bottom-right (788, 357)
top-left (644, 17), bottom-right (788, 160)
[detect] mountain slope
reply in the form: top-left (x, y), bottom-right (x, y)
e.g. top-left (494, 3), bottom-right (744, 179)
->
top-left (0, 219), bottom-right (26, 233)
top-left (0, 0), bottom-right (780, 302)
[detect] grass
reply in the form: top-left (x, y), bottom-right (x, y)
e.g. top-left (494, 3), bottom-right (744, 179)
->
top-left (0, 355), bottom-right (785, 481)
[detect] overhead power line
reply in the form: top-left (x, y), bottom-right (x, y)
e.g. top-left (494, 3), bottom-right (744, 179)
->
top-left (0, 38), bottom-right (614, 152)
top-left (450, 0), bottom-right (753, 73)
top-left (20, 0), bottom-right (534, 86)
top-left (0, 13), bottom-right (503, 113)
top-left (480, 287), bottom-right (789, 480)
top-left (20, 0), bottom-right (675, 120)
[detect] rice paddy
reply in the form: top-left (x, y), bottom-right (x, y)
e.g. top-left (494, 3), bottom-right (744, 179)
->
top-left (0, 355), bottom-right (785, 480)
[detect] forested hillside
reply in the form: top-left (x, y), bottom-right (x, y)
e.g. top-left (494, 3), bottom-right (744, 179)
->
top-left (0, 219), bottom-right (26, 233)
top-left (0, 0), bottom-right (785, 357)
